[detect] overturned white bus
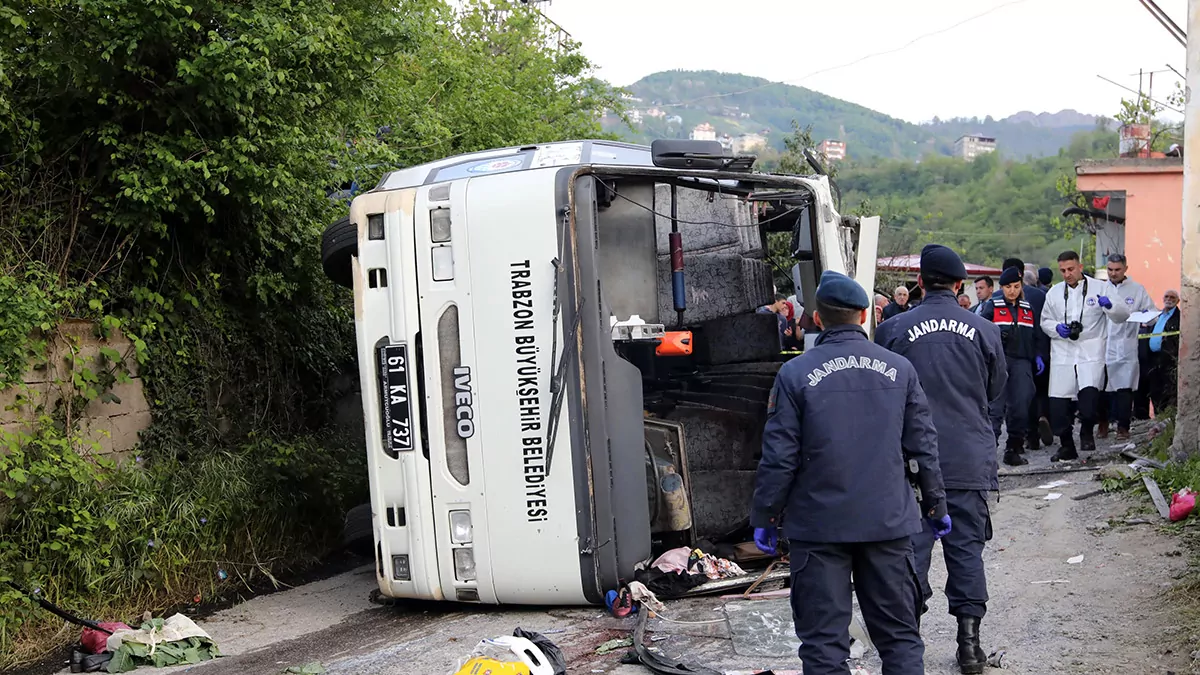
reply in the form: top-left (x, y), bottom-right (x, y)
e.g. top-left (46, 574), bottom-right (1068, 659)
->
top-left (320, 139), bottom-right (878, 605)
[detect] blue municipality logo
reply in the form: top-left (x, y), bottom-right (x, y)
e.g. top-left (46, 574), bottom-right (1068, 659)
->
top-left (1087, 297), bottom-right (1097, 306)
top-left (467, 158), bottom-right (523, 174)
top-left (1126, 296), bottom-right (1135, 305)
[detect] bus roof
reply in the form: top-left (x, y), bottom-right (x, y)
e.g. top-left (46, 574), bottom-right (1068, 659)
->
top-left (374, 140), bottom-right (657, 192)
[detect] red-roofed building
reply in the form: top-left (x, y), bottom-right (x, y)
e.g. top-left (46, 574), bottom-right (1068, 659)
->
top-left (878, 255), bottom-right (1002, 277)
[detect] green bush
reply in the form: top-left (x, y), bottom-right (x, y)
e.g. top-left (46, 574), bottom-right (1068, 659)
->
top-left (0, 417), bottom-right (365, 662)
top-left (0, 0), bottom-right (621, 666)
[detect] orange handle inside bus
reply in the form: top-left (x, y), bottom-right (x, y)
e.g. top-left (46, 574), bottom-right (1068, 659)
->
top-left (656, 331), bottom-right (693, 357)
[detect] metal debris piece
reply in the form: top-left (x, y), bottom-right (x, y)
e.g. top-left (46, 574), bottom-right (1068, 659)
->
top-left (1067, 555), bottom-right (1085, 564)
top-left (1031, 579), bottom-right (1070, 585)
top-left (987, 649), bottom-right (1007, 668)
top-left (1144, 475), bottom-right (1172, 519)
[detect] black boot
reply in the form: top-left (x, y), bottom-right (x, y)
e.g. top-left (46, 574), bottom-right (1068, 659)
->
top-left (1080, 426), bottom-right (1096, 453)
top-left (1038, 416), bottom-right (1054, 446)
top-left (956, 616), bottom-right (986, 675)
top-left (1003, 437), bottom-right (1028, 466)
top-left (1051, 436), bottom-right (1078, 462)
top-left (1026, 432), bottom-right (1041, 451)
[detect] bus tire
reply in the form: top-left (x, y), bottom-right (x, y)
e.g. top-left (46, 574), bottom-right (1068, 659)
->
top-left (343, 502), bottom-right (374, 556)
top-left (322, 216), bottom-right (357, 288)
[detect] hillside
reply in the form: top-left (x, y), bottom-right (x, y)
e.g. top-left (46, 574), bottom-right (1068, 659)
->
top-left (607, 70), bottom-right (1103, 160)
top-left (838, 127), bottom-right (1120, 268)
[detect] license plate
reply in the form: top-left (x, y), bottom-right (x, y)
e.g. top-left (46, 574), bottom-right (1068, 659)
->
top-left (378, 344), bottom-right (414, 456)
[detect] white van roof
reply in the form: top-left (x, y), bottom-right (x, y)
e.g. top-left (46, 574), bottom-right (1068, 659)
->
top-left (375, 140), bottom-right (654, 192)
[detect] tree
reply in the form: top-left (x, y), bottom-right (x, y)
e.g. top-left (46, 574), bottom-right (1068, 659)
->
top-left (0, 0), bottom-right (622, 664)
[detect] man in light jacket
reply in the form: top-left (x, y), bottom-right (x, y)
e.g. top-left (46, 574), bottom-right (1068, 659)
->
top-left (1041, 251), bottom-right (1130, 461)
top-left (1100, 254), bottom-right (1156, 441)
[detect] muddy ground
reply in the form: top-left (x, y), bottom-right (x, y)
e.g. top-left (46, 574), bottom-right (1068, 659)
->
top-left (38, 433), bottom-right (1198, 675)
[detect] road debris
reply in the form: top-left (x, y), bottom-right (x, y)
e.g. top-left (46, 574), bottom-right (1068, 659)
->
top-left (1031, 579), bottom-right (1070, 585)
top-left (456, 631), bottom-right (565, 675)
top-left (595, 638), bottom-right (634, 655)
top-left (1122, 450), bottom-right (1166, 470)
top-left (105, 615), bottom-right (221, 672)
top-left (1170, 488), bottom-right (1196, 522)
top-left (1143, 475), bottom-right (1172, 519)
top-left (1068, 555), bottom-right (1085, 565)
top-left (1073, 488), bottom-right (1108, 501)
top-left (987, 649), bottom-right (1007, 668)
top-left (1038, 480), bottom-right (1072, 489)
top-left (1044, 493), bottom-right (1063, 501)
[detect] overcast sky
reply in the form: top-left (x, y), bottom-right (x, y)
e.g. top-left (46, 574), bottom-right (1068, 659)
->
top-left (539, 0), bottom-right (1187, 123)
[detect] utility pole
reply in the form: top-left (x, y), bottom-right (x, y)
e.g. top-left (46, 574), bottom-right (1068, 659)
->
top-left (1173, 0), bottom-right (1200, 459)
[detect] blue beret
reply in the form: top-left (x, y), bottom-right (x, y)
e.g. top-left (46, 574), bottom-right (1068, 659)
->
top-left (1038, 267), bottom-right (1053, 285)
top-left (920, 244), bottom-right (968, 281)
top-left (816, 270), bottom-right (869, 310)
top-left (999, 267), bottom-right (1022, 286)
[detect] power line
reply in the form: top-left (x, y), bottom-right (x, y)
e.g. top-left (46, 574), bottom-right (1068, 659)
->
top-left (659, 0), bottom-right (1032, 110)
top-left (1136, 0), bottom-right (1186, 46)
top-left (1096, 74), bottom-right (1183, 113)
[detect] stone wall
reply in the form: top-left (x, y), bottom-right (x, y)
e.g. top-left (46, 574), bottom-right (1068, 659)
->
top-left (0, 320), bottom-right (151, 459)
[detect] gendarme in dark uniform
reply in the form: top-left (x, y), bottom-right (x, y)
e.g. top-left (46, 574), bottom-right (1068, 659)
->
top-left (874, 245), bottom-right (1007, 675)
top-left (751, 270), bottom-right (948, 675)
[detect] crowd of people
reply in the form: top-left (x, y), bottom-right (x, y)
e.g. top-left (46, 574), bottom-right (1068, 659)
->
top-left (863, 252), bottom-right (1181, 465)
top-left (750, 245), bottom-right (1183, 675)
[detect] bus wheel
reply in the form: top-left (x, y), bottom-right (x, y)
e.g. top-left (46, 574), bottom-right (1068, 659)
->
top-left (343, 502), bottom-right (373, 557)
top-left (322, 216), bottom-right (357, 288)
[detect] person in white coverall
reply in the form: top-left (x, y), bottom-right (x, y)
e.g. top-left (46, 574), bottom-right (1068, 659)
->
top-left (1041, 251), bottom-right (1130, 461)
top-left (1099, 254), bottom-right (1156, 441)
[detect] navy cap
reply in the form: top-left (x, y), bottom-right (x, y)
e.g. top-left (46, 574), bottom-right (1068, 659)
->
top-left (815, 270), bottom-right (870, 310)
top-left (920, 244), bottom-right (968, 281)
top-left (1038, 267), bottom-right (1053, 285)
top-left (999, 267), bottom-right (1022, 286)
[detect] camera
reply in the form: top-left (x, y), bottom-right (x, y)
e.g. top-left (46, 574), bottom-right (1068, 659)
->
top-left (1067, 321), bottom-right (1084, 341)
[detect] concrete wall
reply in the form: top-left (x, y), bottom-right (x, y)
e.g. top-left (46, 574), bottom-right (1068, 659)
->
top-left (1077, 166), bottom-right (1183, 304)
top-left (0, 320), bottom-right (150, 459)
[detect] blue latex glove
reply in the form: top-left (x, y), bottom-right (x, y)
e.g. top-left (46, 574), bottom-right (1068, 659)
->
top-left (1036, 355), bottom-right (1045, 375)
top-left (753, 527), bottom-right (778, 555)
top-left (1098, 295), bottom-right (1113, 309)
top-left (1055, 323), bottom-right (1072, 339)
top-left (928, 515), bottom-right (952, 540)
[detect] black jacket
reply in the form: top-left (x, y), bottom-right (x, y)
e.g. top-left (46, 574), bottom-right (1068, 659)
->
top-left (1139, 307), bottom-right (1181, 361)
top-left (751, 325), bottom-right (946, 543)
top-left (881, 301), bottom-right (909, 321)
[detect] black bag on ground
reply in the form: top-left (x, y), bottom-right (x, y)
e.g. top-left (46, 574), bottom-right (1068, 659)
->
top-left (512, 627), bottom-right (567, 675)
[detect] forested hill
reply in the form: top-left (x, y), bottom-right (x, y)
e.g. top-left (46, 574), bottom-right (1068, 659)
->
top-left (838, 128), bottom-right (1120, 268)
top-left (608, 70), bottom-right (1103, 160)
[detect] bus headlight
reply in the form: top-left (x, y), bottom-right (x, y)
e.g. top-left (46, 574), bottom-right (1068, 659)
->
top-left (432, 245), bottom-right (454, 281)
top-left (449, 510), bottom-right (473, 544)
top-left (430, 208), bottom-right (452, 243)
top-left (368, 213), bottom-right (385, 240)
top-left (453, 547), bottom-right (476, 581)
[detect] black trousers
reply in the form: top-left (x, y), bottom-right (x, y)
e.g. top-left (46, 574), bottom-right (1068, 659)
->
top-left (1147, 352), bottom-right (1178, 412)
top-left (1026, 368), bottom-right (1050, 442)
top-left (991, 358), bottom-right (1034, 445)
top-left (1050, 386), bottom-right (1101, 442)
top-left (911, 490), bottom-right (992, 619)
top-left (789, 537), bottom-right (925, 675)
top-left (1108, 389), bottom-right (1133, 431)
